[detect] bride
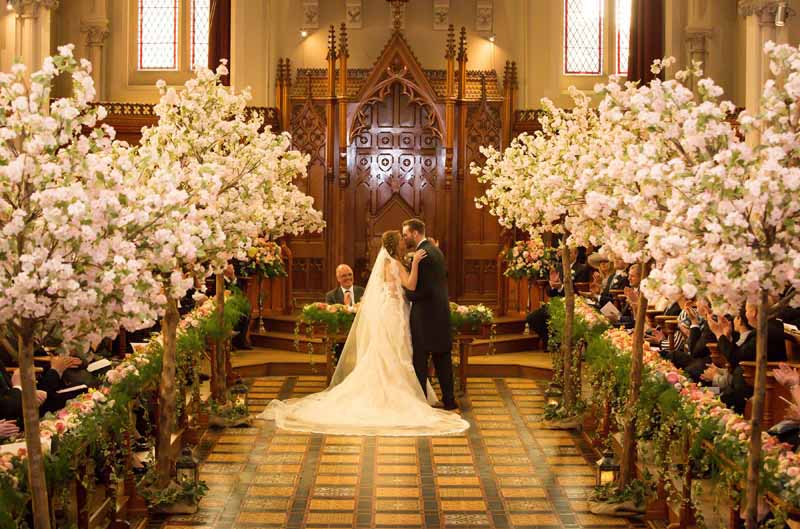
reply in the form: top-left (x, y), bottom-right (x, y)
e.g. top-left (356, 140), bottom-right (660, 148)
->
top-left (257, 230), bottom-right (469, 436)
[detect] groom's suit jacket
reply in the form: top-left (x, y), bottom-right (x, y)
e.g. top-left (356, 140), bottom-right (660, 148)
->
top-left (405, 240), bottom-right (452, 353)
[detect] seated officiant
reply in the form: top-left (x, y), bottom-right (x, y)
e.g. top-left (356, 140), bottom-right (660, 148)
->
top-left (325, 264), bottom-right (365, 363)
top-left (325, 264), bottom-right (365, 307)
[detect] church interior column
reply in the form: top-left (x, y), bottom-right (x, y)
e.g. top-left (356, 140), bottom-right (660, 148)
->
top-left (10, 0), bottom-right (58, 72)
top-left (80, 15), bottom-right (109, 101)
top-left (685, 0), bottom-right (712, 95)
top-left (739, 0), bottom-right (791, 142)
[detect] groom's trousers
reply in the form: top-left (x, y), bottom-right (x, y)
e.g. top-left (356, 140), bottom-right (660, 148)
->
top-left (413, 349), bottom-right (456, 407)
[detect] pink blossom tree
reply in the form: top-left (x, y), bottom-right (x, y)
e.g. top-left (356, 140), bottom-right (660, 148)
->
top-left (0, 47), bottom-right (165, 529)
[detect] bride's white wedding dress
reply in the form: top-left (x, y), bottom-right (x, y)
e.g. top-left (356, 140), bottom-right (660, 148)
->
top-left (257, 247), bottom-right (469, 436)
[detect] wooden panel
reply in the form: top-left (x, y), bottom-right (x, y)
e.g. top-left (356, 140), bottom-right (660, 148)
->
top-left (347, 83), bottom-right (443, 282)
top-left (512, 109), bottom-right (544, 137)
top-left (460, 100), bottom-right (503, 302)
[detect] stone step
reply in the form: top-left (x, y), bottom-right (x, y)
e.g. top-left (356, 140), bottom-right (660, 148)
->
top-left (468, 333), bottom-right (541, 356)
top-left (250, 330), bottom-right (328, 354)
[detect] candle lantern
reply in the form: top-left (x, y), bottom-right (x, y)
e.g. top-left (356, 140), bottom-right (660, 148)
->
top-left (596, 450), bottom-right (620, 486)
top-left (176, 447), bottom-right (198, 485)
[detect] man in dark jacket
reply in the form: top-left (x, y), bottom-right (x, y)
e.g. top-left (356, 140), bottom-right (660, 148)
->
top-left (402, 218), bottom-right (456, 411)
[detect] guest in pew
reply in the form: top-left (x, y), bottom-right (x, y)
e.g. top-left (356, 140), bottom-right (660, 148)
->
top-left (525, 267), bottom-right (565, 350)
top-left (571, 247), bottom-right (592, 283)
top-left (683, 298), bottom-right (716, 382)
top-left (0, 366), bottom-right (47, 428)
top-left (0, 418), bottom-right (19, 439)
top-left (711, 303), bottom-right (787, 414)
top-left (617, 264), bottom-right (642, 329)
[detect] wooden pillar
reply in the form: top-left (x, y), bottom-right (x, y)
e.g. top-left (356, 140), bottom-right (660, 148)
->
top-left (275, 59), bottom-right (285, 128)
top-left (282, 60), bottom-right (291, 132)
top-left (450, 27), bottom-right (468, 296)
top-left (325, 25), bottom-right (342, 282)
top-left (502, 61), bottom-right (512, 146)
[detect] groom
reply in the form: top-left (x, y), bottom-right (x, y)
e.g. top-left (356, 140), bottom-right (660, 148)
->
top-left (401, 219), bottom-right (458, 411)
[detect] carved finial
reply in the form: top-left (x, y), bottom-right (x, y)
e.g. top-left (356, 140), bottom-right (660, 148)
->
top-left (388, 0), bottom-right (408, 31)
top-left (503, 61), bottom-right (511, 91)
top-left (457, 27), bottom-right (467, 62)
top-left (445, 24), bottom-right (456, 59)
top-left (339, 22), bottom-right (349, 58)
top-left (285, 59), bottom-right (292, 86)
top-left (511, 61), bottom-right (518, 89)
top-left (277, 58), bottom-right (285, 83)
top-left (327, 25), bottom-right (337, 60)
top-left (480, 73), bottom-right (487, 102)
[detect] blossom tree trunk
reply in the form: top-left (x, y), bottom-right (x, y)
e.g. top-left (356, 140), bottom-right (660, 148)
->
top-left (744, 292), bottom-right (769, 529)
top-left (560, 244), bottom-right (577, 411)
top-left (156, 296), bottom-right (180, 487)
top-left (19, 326), bottom-right (52, 529)
top-left (619, 260), bottom-right (650, 486)
top-left (211, 273), bottom-right (227, 403)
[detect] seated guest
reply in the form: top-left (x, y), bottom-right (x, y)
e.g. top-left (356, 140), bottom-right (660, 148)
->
top-left (703, 312), bottom-right (743, 399)
top-left (617, 264), bottom-right (642, 329)
top-left (713, 303), bottom-right (787, 413)
top-left (0, 418), bottom-right (19, 439)
top-left (0, 367), bottom-right (47, 428)
top-left (571, 247), bottom-right (592, 283)
top-left (525, 267), bottom-right (565, 350)
top-left (663, 298), bottom-right (714, 382)
top-left (325, 264), bottom-right (364, 307)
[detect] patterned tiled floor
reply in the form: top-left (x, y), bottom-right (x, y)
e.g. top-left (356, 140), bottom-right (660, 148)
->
top-left (155, 377), bottom-right (630, 529)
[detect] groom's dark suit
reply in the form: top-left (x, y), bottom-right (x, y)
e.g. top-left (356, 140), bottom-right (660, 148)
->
top-left (404, 239), bottom-right (456, 409)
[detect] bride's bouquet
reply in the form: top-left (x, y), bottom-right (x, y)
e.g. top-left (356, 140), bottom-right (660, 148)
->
top-left (241, 238), bottom-right (286, 278)
top-left (503, 239), bottom-right (556, 280)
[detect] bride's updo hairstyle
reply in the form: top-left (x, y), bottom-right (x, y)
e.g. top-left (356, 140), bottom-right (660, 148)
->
top-left (381, 230), bottom-right (403, 261)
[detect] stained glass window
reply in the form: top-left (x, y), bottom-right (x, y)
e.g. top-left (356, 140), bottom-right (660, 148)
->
top-left (191, 0), bottom-right (211, 70)
top-left (616, 0), bottom-right (632, 75)
top-left (564, 0), bottom-right (604, 75)
top-left (138, 0), bottom-right (178, 70)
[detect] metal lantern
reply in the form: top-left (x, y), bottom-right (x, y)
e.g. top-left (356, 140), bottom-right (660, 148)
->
top-left (176, 447), bottom-right (198, 485)
top-left (544, 382), bottom-right (563, 408)
top-left (231, 378), bottom-right (249, 413)
top-left (596, 450), bottom-right (620, 486)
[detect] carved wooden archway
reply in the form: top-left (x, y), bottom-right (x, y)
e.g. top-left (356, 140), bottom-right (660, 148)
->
top-left (276, 24), bottom-right (518, 306)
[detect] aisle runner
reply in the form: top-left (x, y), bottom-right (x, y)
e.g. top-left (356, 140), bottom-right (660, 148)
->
top-left (154, 376), bottom-right (630, 529)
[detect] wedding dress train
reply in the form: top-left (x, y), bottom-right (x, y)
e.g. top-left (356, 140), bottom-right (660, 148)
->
top-left (257, 248), bottom-right (469, 436)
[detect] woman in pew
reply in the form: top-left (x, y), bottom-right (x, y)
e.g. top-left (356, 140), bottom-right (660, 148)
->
top-left (708, 303), bottom-right (786, 414)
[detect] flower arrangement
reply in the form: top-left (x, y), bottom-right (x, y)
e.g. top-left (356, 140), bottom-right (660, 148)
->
top-left (586, 327), bottom-right (800, 513)
top-left (503, 239), bottom-right (556, 280)
top-left (0, 290), bottom-right (249, 522)
top-left (449, 303), bottom-right (494, 332)
top-left (299, 302), bottom-right (358, 335)
top-left (241, 239), bottom-right (286, 278)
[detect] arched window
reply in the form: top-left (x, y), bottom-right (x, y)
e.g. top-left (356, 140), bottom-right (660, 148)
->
top-left (563, 0), bottom-right (632, 76)
top-left (564, 0), bottom-right (604, 75)
top-left (137, 0), bottom-right (211, 72)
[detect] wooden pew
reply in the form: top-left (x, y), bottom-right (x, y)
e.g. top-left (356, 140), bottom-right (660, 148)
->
top-left (740, 361), bottom-right (800, 429)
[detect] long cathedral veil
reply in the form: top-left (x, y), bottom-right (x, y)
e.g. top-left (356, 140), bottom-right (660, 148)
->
top-left (329, 247), bottom-right (392, 387)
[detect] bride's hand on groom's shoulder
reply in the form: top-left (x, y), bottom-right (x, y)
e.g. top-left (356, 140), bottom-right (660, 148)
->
top-left (412, 249), bottom-right (428, 265)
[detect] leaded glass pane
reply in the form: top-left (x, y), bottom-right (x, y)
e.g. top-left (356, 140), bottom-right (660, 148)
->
top-left (564, 0), bottom-right (604, 75)
top-left (138, 0), bottom-right (178, 70)
top-left (191, 0), bottom-right (211, 70)
top-left (616, 0), bottom-right (632, 75)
